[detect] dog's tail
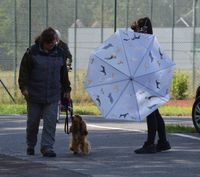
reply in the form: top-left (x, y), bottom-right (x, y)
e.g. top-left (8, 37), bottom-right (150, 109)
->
top-left (82, 141), bottom-right (91, 155)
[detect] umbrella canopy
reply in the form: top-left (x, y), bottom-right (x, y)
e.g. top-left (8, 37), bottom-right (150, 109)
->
top-left (85, 29), bottom-right (175, 121)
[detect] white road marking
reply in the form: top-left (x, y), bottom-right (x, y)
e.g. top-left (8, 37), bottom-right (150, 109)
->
top-left (172, 133), bottom-right (200, 141)
top-left (1, 122), bottom-right (200, 141)
top-left (87, 124), bottom-right (144, 133)
top-left (88, 124), bottom-right (200, 141)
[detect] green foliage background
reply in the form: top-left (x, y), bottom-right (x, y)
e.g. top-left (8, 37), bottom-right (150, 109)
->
top-left (171, 71), bottom-right (189, 99)
top-left (0, 0), bottom-right (198, 106)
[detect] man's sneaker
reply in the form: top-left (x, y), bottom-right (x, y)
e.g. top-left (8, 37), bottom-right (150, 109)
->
top-left (41, 148), bottom-right (56, 157)
top-left (156, 140), bottom-right (171, 152)
top-left (27, 147), bottom-right (35, 155)
top-left (135, 142), bottom-right (156, 154)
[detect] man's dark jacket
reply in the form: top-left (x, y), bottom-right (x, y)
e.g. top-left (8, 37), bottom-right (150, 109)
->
top-left (18, 44), bottom-right (71, 103)
top-left (58, 40), bottom-right (72, 64)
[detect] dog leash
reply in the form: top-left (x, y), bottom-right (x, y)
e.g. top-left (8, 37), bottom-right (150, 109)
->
top-left (64, 99), bottom-right (73, 134)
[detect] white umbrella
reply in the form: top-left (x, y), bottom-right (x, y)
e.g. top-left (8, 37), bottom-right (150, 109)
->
top-left (85, 29), bottom-right (175, 121)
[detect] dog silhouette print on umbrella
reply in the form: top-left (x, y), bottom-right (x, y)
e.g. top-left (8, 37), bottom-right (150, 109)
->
top-left (85, 29), bottom-right (175, 121)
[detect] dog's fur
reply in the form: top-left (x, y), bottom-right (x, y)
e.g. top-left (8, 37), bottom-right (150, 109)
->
top-left (69, 115), bottom-right (91, 155)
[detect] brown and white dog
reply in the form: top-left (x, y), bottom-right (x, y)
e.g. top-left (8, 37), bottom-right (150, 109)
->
top-left (69, 115), bottom-right (91, 155)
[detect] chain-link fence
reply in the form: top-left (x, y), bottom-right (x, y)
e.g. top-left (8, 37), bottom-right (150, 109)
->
top-left (0, 0), bottom-right (200, 103)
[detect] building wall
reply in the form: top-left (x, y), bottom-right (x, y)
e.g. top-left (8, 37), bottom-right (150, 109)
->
top-left (68, 27), bottom-right (199, 70)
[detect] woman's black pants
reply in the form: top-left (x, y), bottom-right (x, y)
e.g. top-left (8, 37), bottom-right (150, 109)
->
top-left (146, 109), bottom-right (167, 144)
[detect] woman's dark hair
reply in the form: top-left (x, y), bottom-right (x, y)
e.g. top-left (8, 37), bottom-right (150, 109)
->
top-left (35, 27), bottom-right (56, 44)
top-left (131, 17), bottom-right (153, 34)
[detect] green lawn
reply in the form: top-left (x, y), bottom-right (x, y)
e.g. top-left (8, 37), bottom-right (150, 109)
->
top-left (166, 124), bottom-right (196, 133)
top-left (159, 105), bottom-right (192, 117)
top-left (0, 103), bottom-right (192, 116)
top-left (0, 103), bottom-right (197, 133)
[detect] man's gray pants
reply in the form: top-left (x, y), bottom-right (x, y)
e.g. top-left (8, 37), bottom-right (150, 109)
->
top-left (26, 101), bottom-right (58, 150)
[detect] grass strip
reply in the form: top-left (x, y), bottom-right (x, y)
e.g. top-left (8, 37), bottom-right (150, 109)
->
top-left (0, 104), bottom-right (101, 115)
top-left (166, 124), bottom-right (196, 133)
top-left (0, 104), bottom-right (192, 117)
top-left (0, 104), bottom-right (27, 115)
top-left (159, 106), bottom-right (192, 116)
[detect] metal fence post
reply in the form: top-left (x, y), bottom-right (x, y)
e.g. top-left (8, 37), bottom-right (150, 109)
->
top-left (29, 0), bottom-right (32, 47)
top-left (114, 0), bottom-right (117, 32)
top-left (172, 0), bottom-right (175, 61)
top-left (150, 0), bottom-right (153, 21)
top-left (46, 0), bottom-right (48, 27)
top-left (101, 0), bottom-right (104, 43)
top-left (192, 0), bottom-right (197, 91)
top-left (126, 0), bottom-right (129, 30)
top-left (14, 0), bottom-right (17, 98)
top-left (73, 0), bottom-right (78, 95)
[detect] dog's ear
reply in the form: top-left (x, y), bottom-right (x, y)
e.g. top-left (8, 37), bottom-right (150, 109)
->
top-left (84, 130), bottom-right (88, 136)
top-left (80, 121), bottom-right (88, 135)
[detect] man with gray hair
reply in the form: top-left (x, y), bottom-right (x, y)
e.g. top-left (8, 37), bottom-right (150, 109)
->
top-left (55, 29), bottom-right (72, 123)
top-left (55, 29), bottom-right (72, 71)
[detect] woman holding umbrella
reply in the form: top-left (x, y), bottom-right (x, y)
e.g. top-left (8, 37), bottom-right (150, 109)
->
top-left (131, 17), bottom-right (171, 154)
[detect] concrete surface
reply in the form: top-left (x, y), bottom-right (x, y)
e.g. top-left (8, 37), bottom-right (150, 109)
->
top-left (0, 115), bottom-right (200, 177)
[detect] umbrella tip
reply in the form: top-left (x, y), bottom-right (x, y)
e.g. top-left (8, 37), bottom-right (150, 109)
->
top-left (129, 76), bottom-right (134, 81)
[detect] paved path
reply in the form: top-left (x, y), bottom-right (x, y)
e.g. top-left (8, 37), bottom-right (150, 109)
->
top-left (0, 115), bottom-right (200, 177)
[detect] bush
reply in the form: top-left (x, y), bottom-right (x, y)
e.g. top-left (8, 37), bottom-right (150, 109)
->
top-left (171, 71), bottom-right (189, 99)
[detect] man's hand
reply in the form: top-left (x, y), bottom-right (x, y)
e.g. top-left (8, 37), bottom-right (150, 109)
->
top-left (22, 89), bottom-right (28, 97)
top-left (63, 92), bottom-right (71, 100)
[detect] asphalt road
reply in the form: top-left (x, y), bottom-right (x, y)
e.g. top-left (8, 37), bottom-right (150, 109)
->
top-left (0, 115), bottom-right (200, 177)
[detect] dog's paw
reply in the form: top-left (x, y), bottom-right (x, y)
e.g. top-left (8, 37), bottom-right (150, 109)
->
top-left (70, 146), bottom-right (79, 155)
